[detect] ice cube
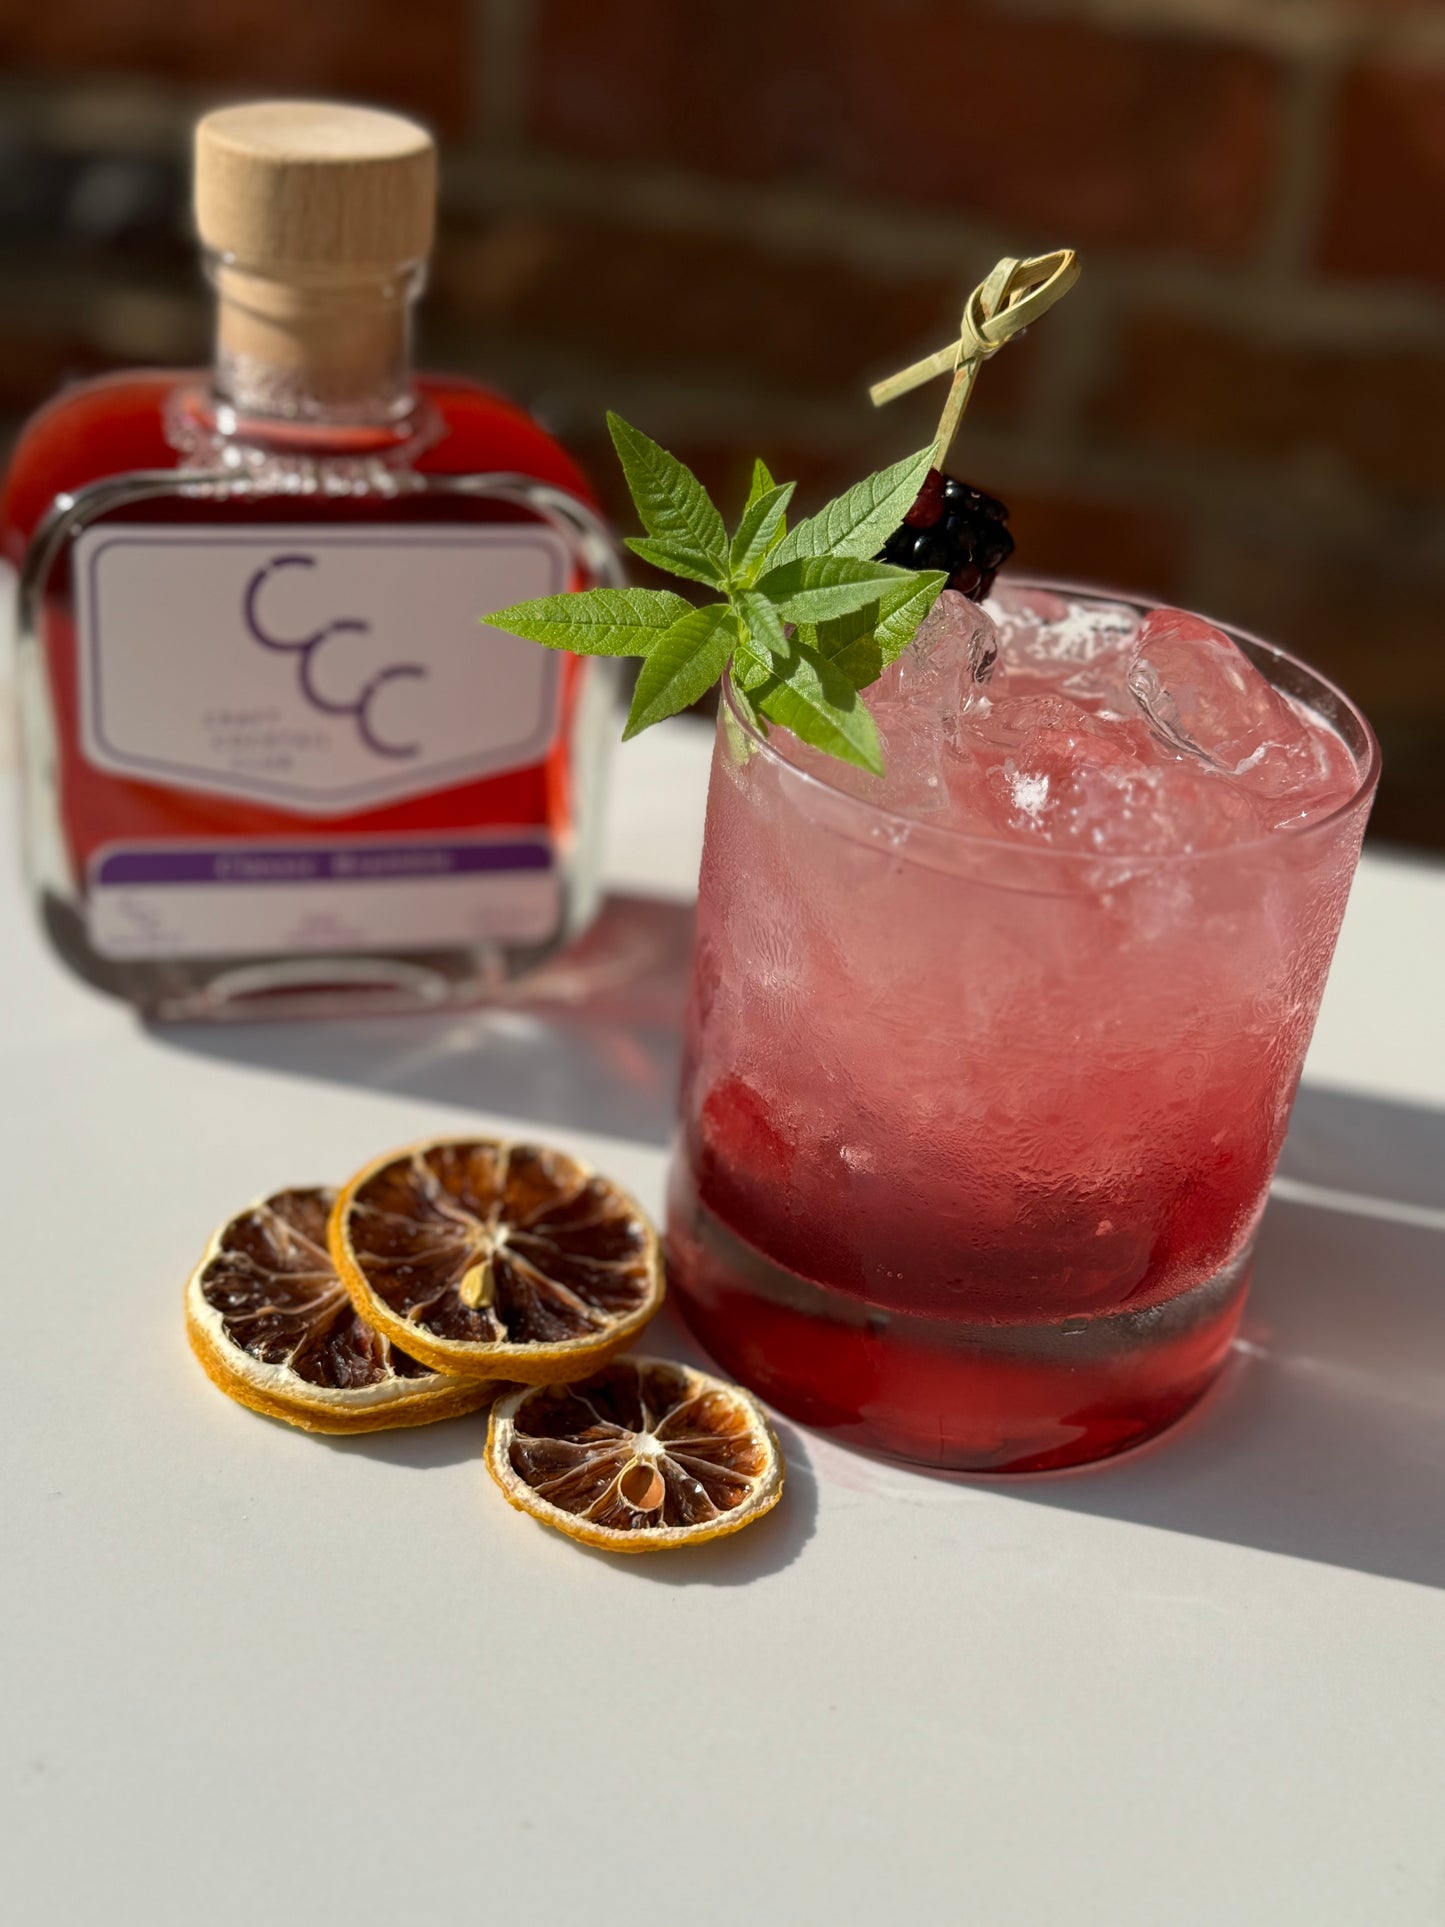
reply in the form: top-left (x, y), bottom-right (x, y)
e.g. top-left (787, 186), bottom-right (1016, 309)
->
top-left (984, 583), bottom-right (1141, 708)
top-left (1044, 759), bottom-right (1260, 854)
top-left (1125, 609), bottom-right (1355, 809)
top-left (950, 689), bottom-right (1260, 853)
top-left (850, 592), bottom-right (1002, 816)
top-left (862, 710), bottom-right (950, 814)
top-left (959, 692), bottom-right (1105, 754)
top-left (872, 589), bottom-right (998, 713)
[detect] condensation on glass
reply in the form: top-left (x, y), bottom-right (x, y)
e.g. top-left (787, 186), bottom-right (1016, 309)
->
top-left (666, 583), bottom-right (1379, 1474)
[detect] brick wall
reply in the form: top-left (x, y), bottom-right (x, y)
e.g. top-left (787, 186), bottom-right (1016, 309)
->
top-left (1, 0), bottom-right (1443, 846)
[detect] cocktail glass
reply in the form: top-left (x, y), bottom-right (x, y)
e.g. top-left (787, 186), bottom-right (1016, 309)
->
top-left (665, 581), bottom-right (1379, 1473)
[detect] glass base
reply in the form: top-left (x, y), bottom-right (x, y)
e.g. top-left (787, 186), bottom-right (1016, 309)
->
top-left (38, 890), bottom-right (581, 1022)
top-left (666, 1171), bottom-right (1250, 1475)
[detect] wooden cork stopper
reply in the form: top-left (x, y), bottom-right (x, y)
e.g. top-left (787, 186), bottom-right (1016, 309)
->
top-left (195, 100), bottom-right (436, 272)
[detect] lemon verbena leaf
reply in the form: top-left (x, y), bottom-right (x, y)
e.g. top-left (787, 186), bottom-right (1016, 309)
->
top-left (753, 554), bottom-right (912, 624)
top-left (608, 412), bottom-right (728, 569)
top-left (770, 446), bottom-right (935, 566)
top-left (829, 637), bottom-right (885, 689)
top-left (729, 480), bottom-right (796, 587)
top-left (732, 650), bottom-right (775, 693)
top-left (743, 457), bottom-right (778, 517)
top-left (737, 589), bottom-right (790, 666)
top-left (625, 534), bottom-right (727, 589)
top-left (814, 602), bottom-right (877, 654)
top-left (622, 602), bottom-right (738, 739)
top-left (806, 603), bottom-right (886, 691)
top-left (484, 586), bottom-right (695, 657)
top-left (874, 570), bottom-right (947, 664)
top-left (729, 675), bottom-right (765, 734)
top-left (752, 638), bottom-right (884, 775)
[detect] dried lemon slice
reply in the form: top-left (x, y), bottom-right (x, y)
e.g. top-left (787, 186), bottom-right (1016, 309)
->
top-left (486, 1355), bottom-right (784, 1552)
top-left (330, 1138), bottom-right (663, 1384)
top-left (187, 1187), bottom-right (498, 1434)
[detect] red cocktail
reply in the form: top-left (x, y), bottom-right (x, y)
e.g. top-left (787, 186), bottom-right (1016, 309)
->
top-left (667, 580), bottom-right (1378, 1472)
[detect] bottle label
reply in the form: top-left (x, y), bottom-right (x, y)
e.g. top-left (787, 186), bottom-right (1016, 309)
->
top-left (69, 520), bottom-right (577, 958)
top-left (74, 523), bottom-right (570, 813)
top-left (86, 833), bottom-right (561, 960)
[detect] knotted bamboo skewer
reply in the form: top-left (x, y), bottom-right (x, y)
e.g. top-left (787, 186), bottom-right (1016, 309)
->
top-left (870, 249), bottom-right (1080, 470)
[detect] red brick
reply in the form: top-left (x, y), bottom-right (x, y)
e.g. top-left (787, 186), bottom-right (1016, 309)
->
top-left (1201, 535), bottom-right (1445, 849)
top-left (1206, 537), bottom-right (1445, 714)
top-left (1319, 59), bottom-right (1445, 285)
top-left (0, 0), bottom-right (473, 132)
top-left (531, 0), bottom-right (1282, 258)
top-left (832, 4), bottom-right (1280, 257)
top-left (1090, 314), bottom-right (1445, 498)
top-left (431, 213), bottom-right (989, 402)
top-left (527, 0), bottom-right (759, 172)
top-left (998, 488), bottom-right (1189, 603)
top-left (0, 325), bottom-right (111, 418)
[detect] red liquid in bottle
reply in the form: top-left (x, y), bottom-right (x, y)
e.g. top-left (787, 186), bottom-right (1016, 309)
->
top-left (3, 373), bottom-right (599, 883)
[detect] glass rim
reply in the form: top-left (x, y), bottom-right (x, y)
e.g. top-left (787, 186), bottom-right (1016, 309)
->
top-left (719, 574), bottom-right (1382, 871)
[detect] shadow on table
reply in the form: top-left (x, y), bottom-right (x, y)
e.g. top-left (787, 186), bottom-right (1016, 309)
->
top-left (319, 1408), bottom-right (493, 1471)
top-left (151, 892), bottom-right (694, 1148)
top-left (316, 1304), bottom-right (818, 1582)
top-left (163, 942), bottom-right (1445, 1593)
top-left (1005, 1083), bottom-right (1445, 1592)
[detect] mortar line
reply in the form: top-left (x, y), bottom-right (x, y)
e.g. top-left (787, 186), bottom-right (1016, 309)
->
top-left (474, 0), bottom-right (538, 151)
top-left (1257, 38), bottom-right (1352, 289)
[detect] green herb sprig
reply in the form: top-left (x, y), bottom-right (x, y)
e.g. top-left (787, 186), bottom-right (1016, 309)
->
top-left (484, 414), bottom-right (946, 774)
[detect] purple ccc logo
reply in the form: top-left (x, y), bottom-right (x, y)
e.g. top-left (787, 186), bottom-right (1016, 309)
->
top-left (243, 553), bottom-right (427, 760)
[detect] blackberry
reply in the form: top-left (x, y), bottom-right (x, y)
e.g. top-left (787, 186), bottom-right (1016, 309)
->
top-left (876, 468), bottom-right (1013, 602)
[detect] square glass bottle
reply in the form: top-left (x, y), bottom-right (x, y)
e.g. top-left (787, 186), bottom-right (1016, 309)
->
top-left (1, 102), bottom-right (620, 1019)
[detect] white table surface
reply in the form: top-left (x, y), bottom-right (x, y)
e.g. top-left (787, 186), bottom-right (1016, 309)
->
top-left (2, 708), bottom-right (1444, 1927)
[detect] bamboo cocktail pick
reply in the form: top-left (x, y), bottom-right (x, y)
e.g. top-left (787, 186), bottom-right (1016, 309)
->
top-left (870, 249), bottom-right (1080, 471)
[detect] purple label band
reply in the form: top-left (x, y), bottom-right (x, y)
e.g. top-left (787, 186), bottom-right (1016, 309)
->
top-left (95, 842), bottom-right (553, 886)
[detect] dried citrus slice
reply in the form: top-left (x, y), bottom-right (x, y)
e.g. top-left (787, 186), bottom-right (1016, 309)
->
top-left (330, 1137), bottom-right (663, 1384)
top-left (485, 1355), bottom-right (784, 1552)
top-left (186, 1187), bottom-right (498, 1434)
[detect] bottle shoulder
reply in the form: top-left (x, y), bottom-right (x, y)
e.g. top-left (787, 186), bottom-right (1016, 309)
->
top-left (1, 371), bottom-right (190, 559)
top-left (413, 375), bottom-right (596, 504)
top-left (0, 368), bottom-right (599, 562)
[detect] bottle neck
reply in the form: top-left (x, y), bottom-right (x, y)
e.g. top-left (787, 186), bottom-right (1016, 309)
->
top-left (206, 251), bottom-right (425, 428)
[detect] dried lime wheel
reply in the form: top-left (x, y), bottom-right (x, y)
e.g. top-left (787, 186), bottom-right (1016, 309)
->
top-left (187, 1188), bottom-right (498, 1434)
top-left (486, 1356), bottom-right (784, 1553)
top-left (330, 1138), bottom-right (663, 1384)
